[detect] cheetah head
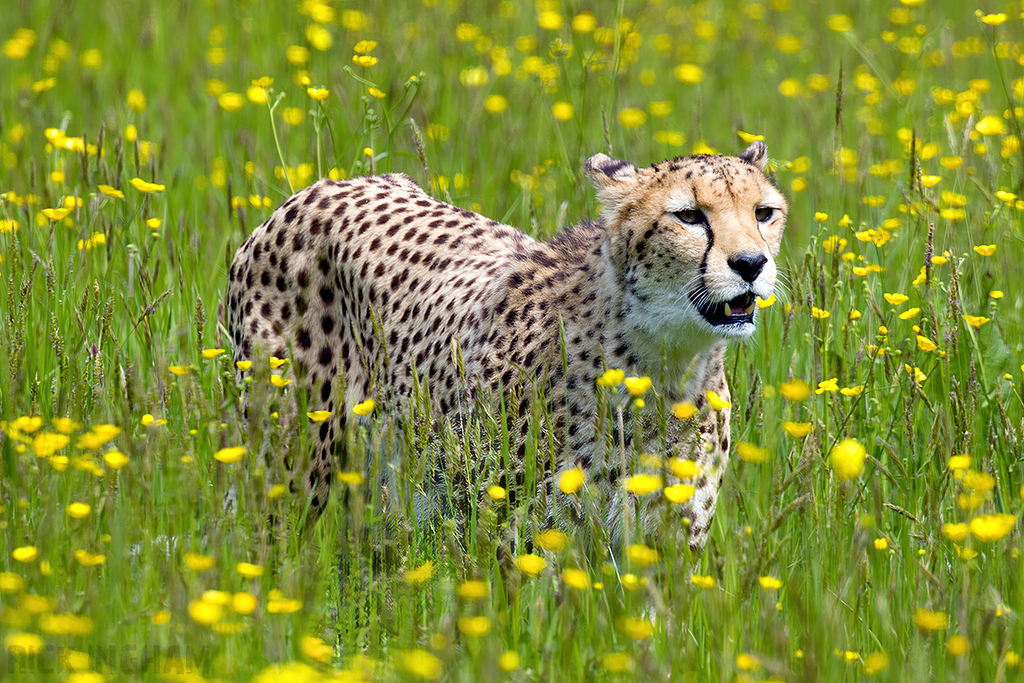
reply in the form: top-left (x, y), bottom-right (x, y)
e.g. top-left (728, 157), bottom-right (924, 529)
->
top-left (586, 141), bottom-right (787, 341)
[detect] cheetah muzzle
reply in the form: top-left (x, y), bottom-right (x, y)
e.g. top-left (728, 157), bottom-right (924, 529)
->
top-left (227, 140), bottom-right (787, 558)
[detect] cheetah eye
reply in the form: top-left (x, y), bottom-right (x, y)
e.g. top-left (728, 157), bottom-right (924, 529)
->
top-left (674, 209), bottom-right (706, 226)
top-left (755, 207), bottom-right (774, 222)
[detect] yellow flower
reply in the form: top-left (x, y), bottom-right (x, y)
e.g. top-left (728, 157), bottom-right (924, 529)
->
top-left (4, 632), bottom-right (45, 656)
top-left (306, 87), bottom-right (329, 101)
top-left (874, 537), bottom-right (888, 550)
top-left (456, 580), bottom-right (489, 600)
top-left (353, 39), bottom-right (378, 54)
top-left (12, 546), bottom-right (39, 563)
top-left (484, 94), bottom-right (508, 114)
top-left (627, 544), bottom-right (660, 568)
top-left (404, 561), bottom-right (434, 585)
top-left (673, 402), bottom-right (697, 419)
top-left (562, 568), bottom-right (591, 589)
top-left (399, 650), bottom-right (442, 680)
top-left (300, 635), bottom-right (333, 662)
top-left (947, 635), bottom-right (969, 657)
top-left (235, 360), bottom-right (252, 371)
top-left (816, 378), bottom-right (839, 394)
top-left (782, 421), bottom-right (813, 438)
top-left (624, 376), bottom-right (652, 395)
top-left (214, 446), bottom-right (246, 463)
top-left (351, 55), bottom-right (378, 67)
top-left (516, 554), bottom-right (547, 577)
top-left (535, 529), bottom-right (568, 552)
top-left (306, 410), bottom-right (331, 422)
top-left (269, 356), bottom-right (289, 369)
top-left (498, 650), bottom-right (521, 672)
top-left (914, 608), bottom-right (948, 632)
top-left (0, 572), bottom-right (25, 593)
top-left (962, 470), bottom-right (995, 493)
top-left (98, 184), bottom-right (124, 199)
top-left (201, 348), bottom-right (224, 359)
top-left (233, 592), bottom-right (258, 614)
top-left (973, 244), bottom-right (996, 256)
top-left (552, 102), bottom-right (575, 121)
top-left (827, 13), bottom-right (853, 31)
top-left (757, 293), bottom-right (777, 308)
top-left (969, 513), bottom-right (1015, 542)
top-left (813, 211), bottom-right (828, 222)
top-left (920, 175), bottom-right (941, 188)
top-left (690, 574), bottom-right (715, 589)
top-left (74, 549), bottom-right (105, 566)
top-left (42, 207), bottom-right (70, 221)
top-left (979, 13), bottom-right (1007, 25)
top-left (184, 553), bottom-right (215, 570)
top-left (941, 523), bottom-right (969, 541)
top-left (189, 599), bottom-right (223, 626)
top-left (758, 576), bottom-right (783, 590)
top-left (664, 484), bottom-right (695, 503)
top-left (487, 485), bottom-right (506, 500)
top-left (31, 432), bottom-right (69, 457)
top-left (597, 368), bottom-right (625, 387)
top-left (916, 335), bottom-right (938, 352)
top-left (602, 652), bottom-right (632, 672)
top-left (962, 314), bottom-right (990, 328)
top-left (129, 177), bottom-right (165, 193)
top-left (74, 424), bottom-right (120, 450)
top-left (883, 293), bottom-right (909, 306)
top-left (236, 562), bottom-right (264, 578)
top-left (974, 115), bottom-right (1006, 136)
top-left (958, 493), bottom-right (985, 511)
top-left (673, 63), bottom-right (704, 84)
top-left (904, 364), bottom-right (928, 383)
top-left (669, 457), bottom-right (700, 479)
top-left (267, 595), bottom-right (303, 613)
top-left (620, 616), bottom-right (655, 640)
top-left (829, 438), bottom-right (866, 480)
top-left (624, 474), bottom-right (661, 495)
top-left (899, 308), bottom-right (921, 320)
top-left (66, 503), bottom-right (91, 519)
top-left (736, 442), bottom-right (769, 463)
top-left (779, 379), bottom-right (811, 401)
top-left (954, 544), bottom-right (978, 560)
top-left (353, 399), bottom-right (375, 415)
top-left (457, 616), bottom-right (491, 637)
top-left (103, 450), bottom-right (129, 469)
top-left (618, 108), bottom-right (647, 129)
top-left (337, 471), bottom-right (364, 485)
top-left (168, 365), bottom-right (190, 376)
top-left (269, 375), bottom-right (291, 388)
top-left (811, 306), bottom-right (830, 319)
top-left (860, 650), bottom-right (888, 675)
top-left (705, 390), bottom-right (730, 411)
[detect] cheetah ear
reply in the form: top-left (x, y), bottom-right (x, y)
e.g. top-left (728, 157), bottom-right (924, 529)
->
top-left (738, 141), bottom-right (768, 172)
top-left (585, 153), bottom-right (638, 202)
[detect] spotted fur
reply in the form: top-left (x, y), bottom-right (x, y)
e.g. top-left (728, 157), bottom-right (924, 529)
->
top-left (226, 141), bottom-right (787, 555)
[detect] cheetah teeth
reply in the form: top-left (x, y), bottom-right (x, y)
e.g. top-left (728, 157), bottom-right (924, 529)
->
top-left (723, 300), bottom-right (756, 318)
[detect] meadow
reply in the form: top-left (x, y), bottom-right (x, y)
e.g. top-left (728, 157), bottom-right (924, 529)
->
top-left (1, 0), bottom-right (1023, 680)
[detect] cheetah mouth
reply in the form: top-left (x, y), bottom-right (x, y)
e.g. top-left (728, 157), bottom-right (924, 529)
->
top-left (692, 291), bottom-right (756, 327)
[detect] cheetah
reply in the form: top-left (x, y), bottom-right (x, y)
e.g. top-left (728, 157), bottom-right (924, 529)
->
top-left (226, 141), bottom-right (787, 556)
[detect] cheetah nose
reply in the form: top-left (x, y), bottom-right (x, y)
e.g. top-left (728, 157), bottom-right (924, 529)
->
top-left (727, 252), bottom-right (768, 283)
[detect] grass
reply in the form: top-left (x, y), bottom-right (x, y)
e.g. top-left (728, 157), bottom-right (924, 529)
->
top-left (1, 0), bottom-right (1022, 681)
